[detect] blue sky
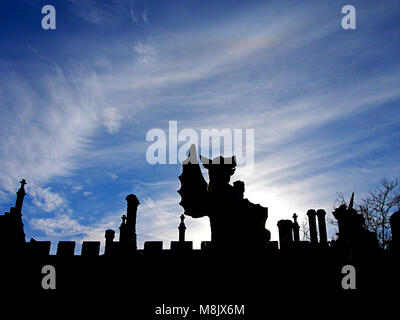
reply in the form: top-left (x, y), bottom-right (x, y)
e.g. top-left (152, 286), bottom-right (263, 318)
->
top-left (0, 0), bottom-right (399, 252)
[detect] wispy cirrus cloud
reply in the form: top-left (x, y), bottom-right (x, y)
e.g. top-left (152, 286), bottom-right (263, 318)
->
top-left (29, 186), bottom-right (66, 213)
top-left (29, 210), bottom-right (123, 253)
top-left (30, 214), bottom-right (87, 237)
top-left (102, 107), bottom-right (123, 133)
top-left (1, 0), bottom-right (399, 247)
top-left (134, 40), bottom-right (158, 64)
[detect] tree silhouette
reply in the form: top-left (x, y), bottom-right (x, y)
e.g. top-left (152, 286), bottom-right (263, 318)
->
top-left (358, 178), bottom-right (400, 249)
top-left (332, 178), bottom-right (400, 249)
top-left (300, 217), bottom-right (310, 241)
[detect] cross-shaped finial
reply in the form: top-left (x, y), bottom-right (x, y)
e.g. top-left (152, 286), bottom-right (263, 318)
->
top-left (121, 215), bottom-right (127, 224)
top-left (180, 214), bottom-right (185, 222)
top-left (293, 213), bottom-right (298, 222)
top-left (20, 179), bottom-right (27, 187)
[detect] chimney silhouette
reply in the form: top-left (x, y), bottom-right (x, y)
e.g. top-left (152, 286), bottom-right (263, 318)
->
top-left (125, 194), bottom-right (140, 250)
top-left (105, 229), bottom-right (115, 256)
top-left (307, 209), bottom-right (318, 245)
top-left (316, 209), bottom-right (328, 245)
top-left (277, 219), bottom-right (293, 249)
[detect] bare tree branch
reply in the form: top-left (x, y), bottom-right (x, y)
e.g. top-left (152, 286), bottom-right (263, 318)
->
top-left (354, 178), bottom-right (398, 249)
top-left (300, 218), bottom-right (310, 241)
top-left (329, 178), bottom-right (399, 249)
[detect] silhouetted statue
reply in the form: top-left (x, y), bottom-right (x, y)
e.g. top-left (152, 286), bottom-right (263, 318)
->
top-left (119, 214), bottom-right (128, 243)
top-left (233, 180), bottom-right (245, 199)
top-left (292, 214), bottom-right (300, 242)
top-left (178, 145), bottom-right (270, 250)
top-left (0, 179), bottom-right (27, 253)
top-left (332, 193), bottom-right (379, 256)
top-left (178, 214), bottom-right (186, 242)
top-left (14, 179), bottom-right (26, 247)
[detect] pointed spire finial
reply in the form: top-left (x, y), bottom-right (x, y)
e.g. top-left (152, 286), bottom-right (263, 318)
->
top-left (349, 192), bottom-right (355, 210)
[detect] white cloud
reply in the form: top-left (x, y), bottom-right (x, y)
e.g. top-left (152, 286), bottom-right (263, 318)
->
top-left (67, 0), bottom-right (122, 26)
top-left (30, 214), bottom-right (87, 237)
top-left (142, 11), bottom-right (148, 23)
top-left (102, 107), bottom-right (123, 133)
top-left (130, 8), bottom-right (138, 23)
top-left (29, 211), bottom-right (121, 246)
top-left (0, 67), bottom-right (100, 193)
top-left (29, 186), bottom-right (66, 213)
top-left (105, 171), bottom-right (118, 180)
top-left (134, 41), bottom-right (158, 64)
top-left (0, 190), bottom-right (9, 204)
top-left (72, 185), bottom-right (83, 193)
top-left (136, 195), bottom-right (211, 248)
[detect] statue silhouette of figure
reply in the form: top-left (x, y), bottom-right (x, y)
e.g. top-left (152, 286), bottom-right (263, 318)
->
top-left (332, 193), bottom-right (379, 255)
top-left (178, 145), bottom-right (270, 250)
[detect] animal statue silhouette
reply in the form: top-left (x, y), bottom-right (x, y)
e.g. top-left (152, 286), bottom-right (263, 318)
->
top-left (178, 145), bottom-right (270, 250)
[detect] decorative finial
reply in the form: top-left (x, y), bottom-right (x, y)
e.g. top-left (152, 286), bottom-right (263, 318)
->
top-left (179, 214), bottom-right (186, 242)
top-left (16, 179), bottom-right (27, 197)
top-left (349, 192), bottom-right (355, 210)
top-left (121, 215), bottom-right (127, 224)
top-left (293, 213), bottom-right (298, 222)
